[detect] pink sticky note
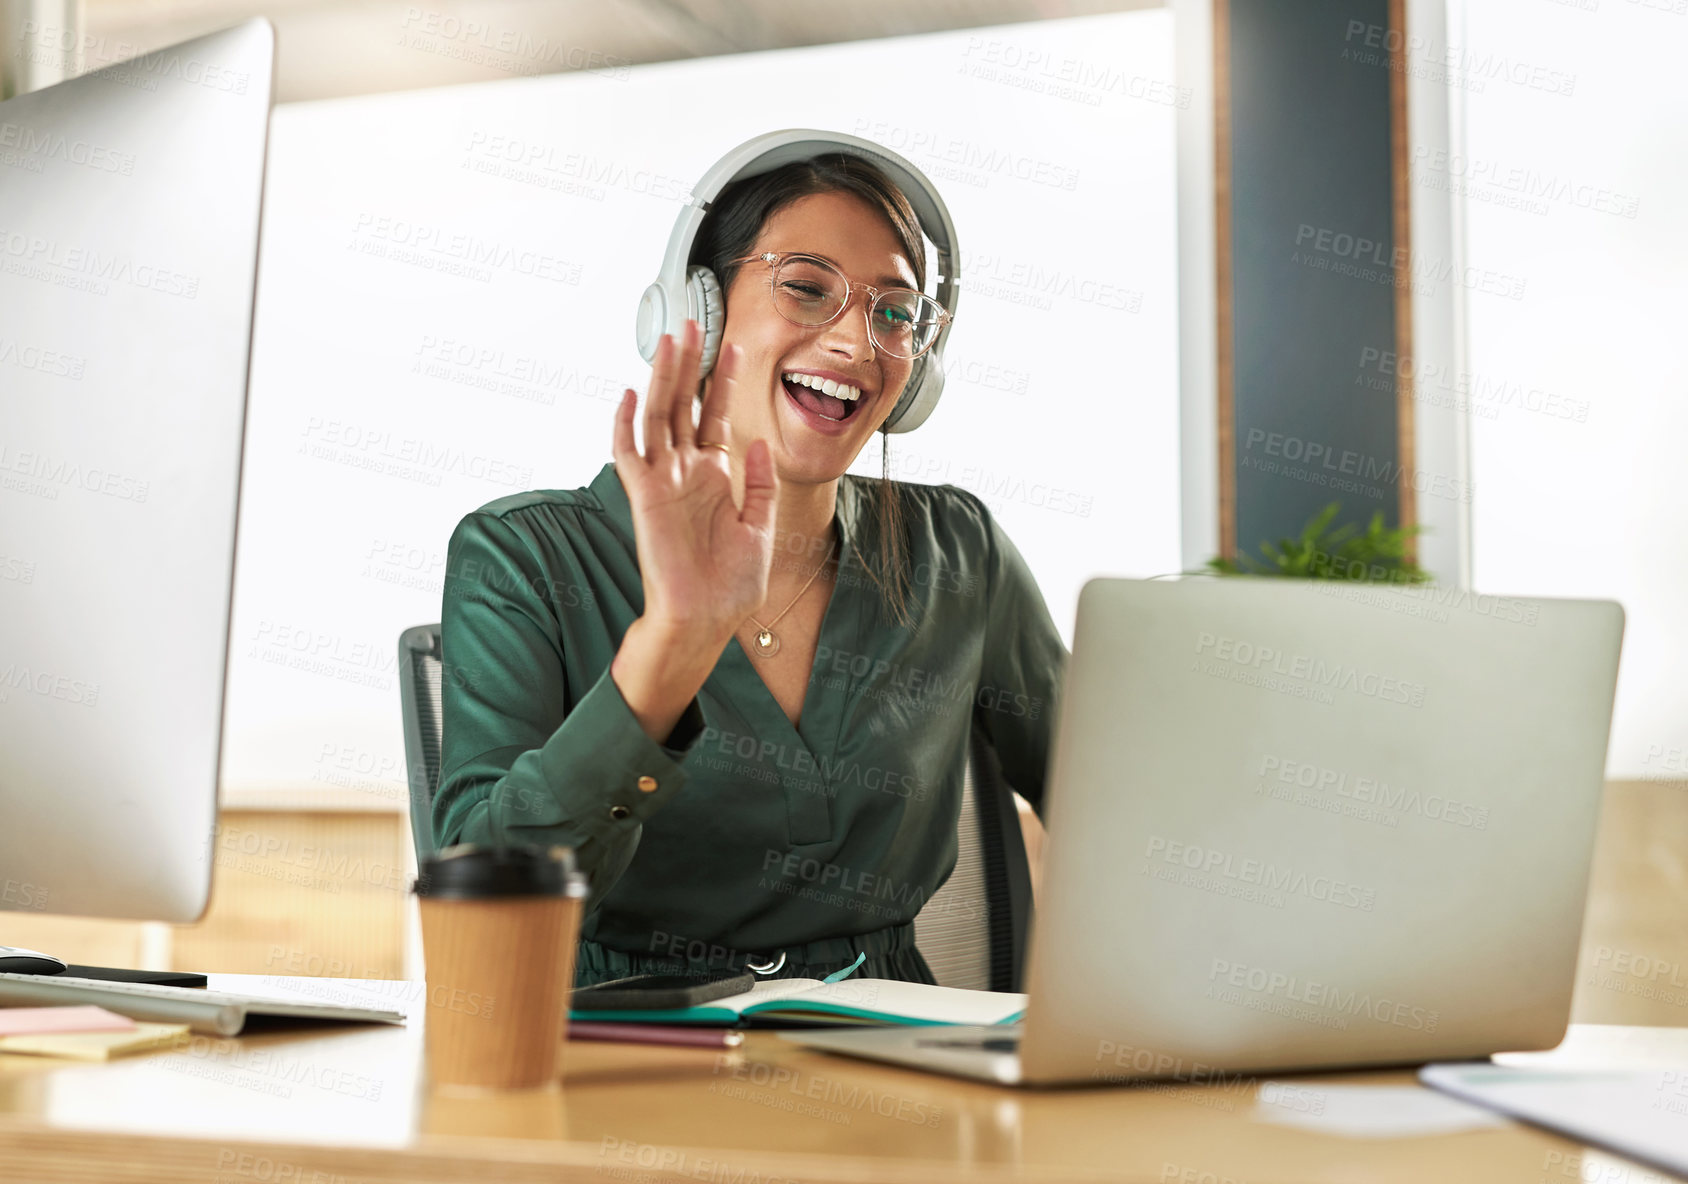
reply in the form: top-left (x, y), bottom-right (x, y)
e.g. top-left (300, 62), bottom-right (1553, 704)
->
top-left (0, 1006), bottom-right (137, 1036)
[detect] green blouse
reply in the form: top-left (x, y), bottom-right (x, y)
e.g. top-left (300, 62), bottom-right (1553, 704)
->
top-left (435, 462), bottom-right (1068, 987)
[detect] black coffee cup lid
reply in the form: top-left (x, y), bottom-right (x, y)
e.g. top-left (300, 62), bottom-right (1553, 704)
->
top-left (413, 843), bottom-right (588, 899)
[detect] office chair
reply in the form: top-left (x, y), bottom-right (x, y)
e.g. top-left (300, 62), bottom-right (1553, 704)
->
top-left (400, 623), bottom-right (1035, 991)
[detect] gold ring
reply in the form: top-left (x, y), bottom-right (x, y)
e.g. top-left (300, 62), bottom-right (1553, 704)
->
top-left (698, 441), bottom-right (730, 453)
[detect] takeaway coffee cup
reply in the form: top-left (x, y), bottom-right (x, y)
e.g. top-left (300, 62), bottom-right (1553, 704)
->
top-left (415, 843), bottom-right (588, 1090)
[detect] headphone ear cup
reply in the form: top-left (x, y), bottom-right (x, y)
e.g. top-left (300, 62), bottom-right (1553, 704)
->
top-left (882, 352), bottom-right (942, 433)
top-left (635, 281), bottom-right (665, 362)
top-left (915, 353), bottom-right (943, 414)
top-left (888, 359), bottom-right (924, 432)
top-left (687, 265), bottom-right (725, 376)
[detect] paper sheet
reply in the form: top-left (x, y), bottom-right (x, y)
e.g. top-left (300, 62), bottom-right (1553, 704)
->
top-left (1251, 1082), bottom-right (1513, 1138)
top-left (1421, 1062), bottom-right (1688, 1178)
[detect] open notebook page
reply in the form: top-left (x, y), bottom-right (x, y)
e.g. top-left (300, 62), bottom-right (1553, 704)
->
top-left (744, 979), bottom-right (1027, 1025)
top-left (699, 977), bottom-right (834, 1013)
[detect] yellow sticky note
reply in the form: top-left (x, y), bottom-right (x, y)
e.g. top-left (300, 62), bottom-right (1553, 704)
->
top-left (0, 1022), bottom-right (191, 1061)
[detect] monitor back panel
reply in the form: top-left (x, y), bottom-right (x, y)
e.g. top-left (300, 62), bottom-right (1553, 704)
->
top-left (0, 22), bottom-right (273, 920)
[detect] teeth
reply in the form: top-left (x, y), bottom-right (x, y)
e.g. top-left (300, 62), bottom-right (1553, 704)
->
top-left (783, 372), bottom-right (861, 402)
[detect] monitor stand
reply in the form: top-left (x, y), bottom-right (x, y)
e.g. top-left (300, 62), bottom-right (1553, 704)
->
top-left (0, 944), bottom-right (207, 987)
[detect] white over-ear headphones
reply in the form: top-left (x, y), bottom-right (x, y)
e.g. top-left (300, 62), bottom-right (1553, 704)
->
top-left (634, 128), bottom-right (960, 435)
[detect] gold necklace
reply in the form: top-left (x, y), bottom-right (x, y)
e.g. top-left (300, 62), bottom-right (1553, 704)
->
top-left (746, 537), bottom-right (837, 659)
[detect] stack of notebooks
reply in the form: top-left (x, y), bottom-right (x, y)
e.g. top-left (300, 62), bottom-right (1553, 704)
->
top-left (569, 977), bottom-right (1027, 1028)
top-left (0, 1005), bottom-right (190, 1060)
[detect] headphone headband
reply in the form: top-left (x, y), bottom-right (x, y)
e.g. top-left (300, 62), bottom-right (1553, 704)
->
top-left (635, 128), bottom-right (960, 434)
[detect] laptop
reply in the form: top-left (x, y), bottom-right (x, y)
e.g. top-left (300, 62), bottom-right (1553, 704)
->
top-left (782, 576), bottom-right (1624, 1086)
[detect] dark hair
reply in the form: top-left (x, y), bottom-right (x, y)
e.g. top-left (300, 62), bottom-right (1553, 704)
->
top-left (691, 153), bottom-right (926, 631)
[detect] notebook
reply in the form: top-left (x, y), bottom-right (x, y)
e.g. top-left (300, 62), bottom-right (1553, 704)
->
top-left (568, 977), bottom-right (1027, 1028)
top-left (0, 1005), bottom-right (135, 1036)
top-left (0, 1022), bottom-right (190, 1061)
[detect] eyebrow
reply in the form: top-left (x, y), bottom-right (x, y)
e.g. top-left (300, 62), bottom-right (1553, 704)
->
top-left (866, 261), bottom-right (917, 288)
top-left (792, 250), bottom-right (916, 290)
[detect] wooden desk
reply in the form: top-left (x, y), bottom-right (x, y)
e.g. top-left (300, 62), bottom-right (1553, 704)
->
top-left (0, 975), bottom-right (1677, 1184)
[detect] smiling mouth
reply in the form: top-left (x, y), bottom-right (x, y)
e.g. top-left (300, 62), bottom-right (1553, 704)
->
top-left (781, 373), bottom-right (863, 422)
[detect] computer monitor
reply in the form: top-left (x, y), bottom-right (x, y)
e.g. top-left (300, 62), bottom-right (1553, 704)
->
top-left (0, 20), bottom-right (273, 937)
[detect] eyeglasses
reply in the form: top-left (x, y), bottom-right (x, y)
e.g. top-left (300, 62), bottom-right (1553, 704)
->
top-left (728, 251), bottom-right (952, 360)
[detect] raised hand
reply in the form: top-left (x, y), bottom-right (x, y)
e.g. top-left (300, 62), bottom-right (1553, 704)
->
top-left (610, 320), bottom-right (780, 643)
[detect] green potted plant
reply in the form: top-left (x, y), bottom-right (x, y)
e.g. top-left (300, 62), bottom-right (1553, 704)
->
top-left (1205, 501), bottom-right (1429, 584)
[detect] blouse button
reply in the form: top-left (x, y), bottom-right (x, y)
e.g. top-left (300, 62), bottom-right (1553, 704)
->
top-left (609, 804), bottom-right (631, 820)
top-left (637, 775), bottom-right (658, 793)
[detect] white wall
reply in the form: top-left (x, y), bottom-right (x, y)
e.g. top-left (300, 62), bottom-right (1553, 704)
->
top-left (1457, 0), bottom-right (1687, 778)
top-left (222, 10), bottom-right (1182, 804)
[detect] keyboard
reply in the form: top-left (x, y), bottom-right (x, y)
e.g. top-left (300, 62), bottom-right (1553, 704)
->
top-left (0, 972), bottom-right (407, 1037)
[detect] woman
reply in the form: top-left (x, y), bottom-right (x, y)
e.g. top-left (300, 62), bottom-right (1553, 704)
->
top-left (436, 147), bottom-right (1069, 987)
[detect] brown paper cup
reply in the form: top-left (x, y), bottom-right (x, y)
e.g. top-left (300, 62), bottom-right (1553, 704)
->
top-left (415, 844), bottom-right (587, 1091)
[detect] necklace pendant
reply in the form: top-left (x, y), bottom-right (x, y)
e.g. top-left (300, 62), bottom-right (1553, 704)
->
top-left (753, 628), bottom-right (780, 657)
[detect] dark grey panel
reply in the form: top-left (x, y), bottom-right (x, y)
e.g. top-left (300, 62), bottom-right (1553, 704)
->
top-left (1228, 0), bottom-right (1399, 562)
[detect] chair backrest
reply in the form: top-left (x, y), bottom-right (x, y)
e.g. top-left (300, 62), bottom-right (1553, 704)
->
top-left (909, 726), bottom-right (1036, 992)
top-left (398, 624), bottom-right (445, 865)
top-left (398, 622), bottom-right (1034, 991)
